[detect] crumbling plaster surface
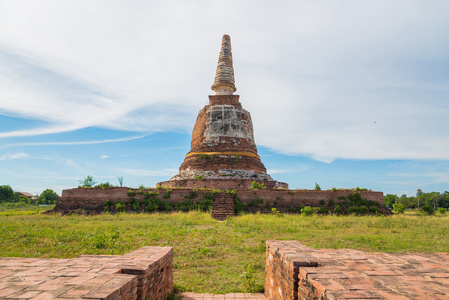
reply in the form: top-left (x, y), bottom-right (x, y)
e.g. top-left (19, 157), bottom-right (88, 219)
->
top-left (204, 105), bottom-right (255, 146)
top-left (172, 168), bottom-right (273, 181)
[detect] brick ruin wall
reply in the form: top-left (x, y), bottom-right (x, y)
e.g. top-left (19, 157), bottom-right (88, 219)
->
top-left (0, 246), bottom-right (173, 300)
top-left (265, 240), bottom-right (449, 300)
top-left (55, 187), bottom-right (384, 214)
top-left (157, 179), bottom-right (289, 190)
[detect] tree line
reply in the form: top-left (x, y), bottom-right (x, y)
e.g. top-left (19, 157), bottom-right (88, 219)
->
top-left (0, 185), bottom-right (59, 205)
top-left (384, 190), bottom-right (449, 210)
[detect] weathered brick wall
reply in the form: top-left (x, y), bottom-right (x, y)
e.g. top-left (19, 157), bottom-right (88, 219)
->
top-left (123, 247), bottom-right (174, 300)
top-left (55, 187), bottom-right (384, 214)
top-left (237, 189), bottom-right (384, 212)
top-left (0, 246), bottom-right (173, 300)
top-left (158, 178), bottom-right (280, 190)
top-left (57, 187), bottom-right (215, 213)
top-left (265, 241), bottom-right (316, 300)
top-left (266, 240), bottom-right (449, 300)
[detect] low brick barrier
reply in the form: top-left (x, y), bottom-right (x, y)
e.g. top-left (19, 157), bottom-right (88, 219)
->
top-left (265, 240), bottom-right (449, 300)
top-left (0, 246), bottom-right (173, 300)
top-left (53, 187), bottom-right (385, 215)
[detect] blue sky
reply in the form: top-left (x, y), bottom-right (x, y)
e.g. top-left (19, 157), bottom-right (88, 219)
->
top-left (1, 1), bottom-right (448, 196)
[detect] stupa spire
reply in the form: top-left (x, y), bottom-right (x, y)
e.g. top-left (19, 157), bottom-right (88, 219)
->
top-left (211, 34), bottom-right (236, 95)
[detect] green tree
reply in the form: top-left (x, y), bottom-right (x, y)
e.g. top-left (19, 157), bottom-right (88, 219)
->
top-left (39, 189), bottom-right (60, 205)
top-left (18, 195), bottom-right (31, 204)
top-left (384, 194), bottom-right (398, 208)
top-left (79, 176), bottom-right (97, 188)
top-left (314, 182), bottom-right (321, 191)
top-left (0, 185), bottom-right (16, 203)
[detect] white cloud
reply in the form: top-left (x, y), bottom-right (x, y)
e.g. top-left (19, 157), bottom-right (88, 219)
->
top-left (0, 135), bottom-right (147, 148)
top-left (0, 1), bottom-right (448, 161)
top-left (100, 155), bottom-right (109, 159)
top-left (0, 152), bottom-right (30, 160)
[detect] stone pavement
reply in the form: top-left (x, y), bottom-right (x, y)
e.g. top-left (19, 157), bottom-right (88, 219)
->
top-left (181, 293), bottom-right (266, 299)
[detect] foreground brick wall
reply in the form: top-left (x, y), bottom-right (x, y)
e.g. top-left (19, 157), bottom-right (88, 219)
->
top-left (265, 240), bottom-right (449, 300)
top-left (55, 187), bottom-right (384, 214)
top-left (0, 247), bottom-right (173, 300)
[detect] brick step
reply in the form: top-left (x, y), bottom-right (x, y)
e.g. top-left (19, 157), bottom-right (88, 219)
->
top-left (212, 193), bottom-right (235, 220)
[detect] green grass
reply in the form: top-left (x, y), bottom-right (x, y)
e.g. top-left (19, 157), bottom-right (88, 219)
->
top-left (0, 212), bottom-right (448, 293)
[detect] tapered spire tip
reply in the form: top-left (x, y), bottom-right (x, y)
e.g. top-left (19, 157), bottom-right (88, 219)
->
top-left (211, 34), bottom-right (236, 95)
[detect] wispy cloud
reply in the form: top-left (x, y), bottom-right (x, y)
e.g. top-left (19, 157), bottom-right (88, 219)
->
top-left (0, 152), bottom-right (30, 160)
top-left (0, 135), bottom-right (147, 148)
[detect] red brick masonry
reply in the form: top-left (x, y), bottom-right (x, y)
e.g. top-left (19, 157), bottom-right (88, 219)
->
top-left (265, 240), bottom-right (449, 300)
top-left (55, 187), bottom-right (385, 215)
top-left (0, 247), bottom-right (173, 300)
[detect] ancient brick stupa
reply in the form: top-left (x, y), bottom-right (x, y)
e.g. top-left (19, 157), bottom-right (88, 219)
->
top-left (158, 35), bottom-right (287, 190)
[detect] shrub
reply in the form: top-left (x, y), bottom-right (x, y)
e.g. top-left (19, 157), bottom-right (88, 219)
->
top-left (233, 197), bottom-right (248, 214)
top-left (369, 206), bottom-right (380, 214)
top-left (420, 204), bottom-right (434, 215)
top-left (333, 205), bottom-right (342, 214)
top-left (359, 206), bottom-right (369, 214)
top-left (115, 201), bottom-right (127, 212)
top-left (94, 182), bottom-right (114, 189)
top-left (287, 206), bottom-right (296, 213)
top-left (317, 206), bottom-right (328, 214)
top-left (314, 182), bottom-right (321, 190)
top-left (328, 199), bottom-right (335, 207)
top-left (103, 199), bottom-right (112, 212)
top-left (199, 198), bottom-right (212, 212)
top-left (392, 203), bottom-right (406, 214)
top-left (437, 207), bottom-right (446, 214)
top-left (347, 206), bottom-right (360, 214)
top-left (300, 206), bottom-right (314, 216)
top-left (128, 198), bottom-right (140, 211)
top-left (319, 199), bottom-right (325, 206)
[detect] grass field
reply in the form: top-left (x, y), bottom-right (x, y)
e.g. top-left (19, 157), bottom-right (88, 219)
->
top-left (0, 211), bottom-right (448, 294)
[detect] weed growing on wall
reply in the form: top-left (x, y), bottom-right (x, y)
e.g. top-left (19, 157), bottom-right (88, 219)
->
top-left (249, 181), bottom-right (266, 190)
top-left (163, 189), bottom-right (172, 199)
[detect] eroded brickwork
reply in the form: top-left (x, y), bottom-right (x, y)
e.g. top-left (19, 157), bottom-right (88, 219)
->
top-left (0, 247), bottom-right (173, 300)
top-left (266, 240), bottom-right (449, 300)
top-left (53, 187), bottom-right (384, 216)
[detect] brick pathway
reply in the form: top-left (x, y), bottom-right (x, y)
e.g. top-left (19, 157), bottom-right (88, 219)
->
top-left (181, 293), bottom-right (266, 299)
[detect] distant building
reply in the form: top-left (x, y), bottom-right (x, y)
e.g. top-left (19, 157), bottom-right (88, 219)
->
top-left (17, 192), bottom-right (38, 201)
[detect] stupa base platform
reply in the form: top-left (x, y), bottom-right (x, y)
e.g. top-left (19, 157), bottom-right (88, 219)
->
top-left (157, 178), bottom-right (288, 190)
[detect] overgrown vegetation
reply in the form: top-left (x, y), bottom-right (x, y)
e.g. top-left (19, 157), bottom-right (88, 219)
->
top-left (1, 212), bottom-right (448, 294)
